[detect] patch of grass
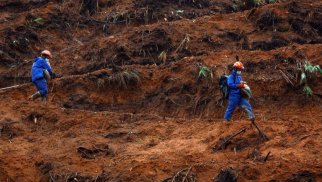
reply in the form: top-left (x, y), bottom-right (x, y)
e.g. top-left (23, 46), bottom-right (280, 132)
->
top-left (98, 70), bottom-right (140, 89)
top-left (26, 17), bottom-right (44, 28)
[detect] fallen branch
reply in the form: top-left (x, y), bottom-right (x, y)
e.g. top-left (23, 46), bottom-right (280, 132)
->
top-left (279, 70), bottom-right (294, 86)
top-left (213, 128), bottom-right (246, 152)
top-left (0, 73), bottom-right (90, 94)
top-left (0, 83), bottom-right (31, 92)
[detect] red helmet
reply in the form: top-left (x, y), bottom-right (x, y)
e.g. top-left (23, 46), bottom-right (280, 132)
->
top-left (233, 61), bottom-right (244, 70)
top-left (41, 50), bottom-right (52, 58)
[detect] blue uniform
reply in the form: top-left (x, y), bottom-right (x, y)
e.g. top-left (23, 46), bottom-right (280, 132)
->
top-left (31, 57), bottom-right (54, 97)
top-left (224, 71), bottom-right (254, 121)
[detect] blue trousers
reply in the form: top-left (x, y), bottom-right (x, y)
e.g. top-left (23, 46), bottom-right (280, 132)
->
top-left (224, 95), bottom-right (254, 121)
top-left (33, 78), bottom-right (48, 98)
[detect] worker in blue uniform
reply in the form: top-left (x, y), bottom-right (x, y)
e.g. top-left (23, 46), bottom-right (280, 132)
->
top-left (30, 50), bottom-right (56, 103)
top-left (224, 61), bottom-right (254, 122)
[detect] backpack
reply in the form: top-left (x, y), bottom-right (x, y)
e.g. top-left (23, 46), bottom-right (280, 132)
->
top-left (219, 75), bottom-right (229, 100)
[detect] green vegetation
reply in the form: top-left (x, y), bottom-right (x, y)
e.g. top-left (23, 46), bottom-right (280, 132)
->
top-left (97, 70), bottom-right (140, 89)
top-left (27, 17), bottom-right (44, 28)
top-left (33, 18), bottom-right (44, 25)
top-left (197, 64), bottom-right (213, 80)
top-left (158, 51), bottom-right (167, 64)
top-left (300, 61), bottom-right (322, 96)
top-left (304, 62), bottom-right (322, 74)
top-left (252, 0), bottom-right (265, 6)
top-left (303, 85), bottom-right (313, 96)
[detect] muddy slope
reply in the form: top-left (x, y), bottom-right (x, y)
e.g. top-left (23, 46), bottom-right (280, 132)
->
top-left (0, 0), bottom-right (321, 181)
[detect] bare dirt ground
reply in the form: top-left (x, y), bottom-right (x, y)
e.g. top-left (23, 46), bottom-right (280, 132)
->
top-left (0, 0), bottom-right (321, 181)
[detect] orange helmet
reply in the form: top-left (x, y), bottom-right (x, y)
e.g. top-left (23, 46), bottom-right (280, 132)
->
top-left (233, 61), bottom-right (244, 70)
top-left (41, 50), bottom-right (52, 58)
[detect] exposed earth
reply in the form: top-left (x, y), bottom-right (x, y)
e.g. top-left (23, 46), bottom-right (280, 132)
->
top-left (0, 0), bottom-right (321, 181)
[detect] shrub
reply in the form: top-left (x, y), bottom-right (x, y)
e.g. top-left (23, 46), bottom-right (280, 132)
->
top-left (197, 63), bottom-right (213, 80)
top-left (300, 61), bottom-right (322, 96)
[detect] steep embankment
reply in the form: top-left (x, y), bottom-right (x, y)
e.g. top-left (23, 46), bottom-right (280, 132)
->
top-left (0, 0), bottom-right (321, 181)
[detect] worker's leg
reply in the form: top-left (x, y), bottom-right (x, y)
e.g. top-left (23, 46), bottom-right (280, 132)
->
top-left (224, 96), bottom-right (239, 121)
top-left (239, 98), bottom-right (255, 119)
top-left (34, 78), bottom-right (48, 99)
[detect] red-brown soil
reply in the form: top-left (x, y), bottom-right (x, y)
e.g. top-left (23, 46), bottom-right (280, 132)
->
top-left (0, 0), bottom-right (321, 181)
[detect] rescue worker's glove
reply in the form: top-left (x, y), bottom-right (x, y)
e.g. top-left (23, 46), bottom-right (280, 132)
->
top-left (237, 83), bottom-right (245, 88)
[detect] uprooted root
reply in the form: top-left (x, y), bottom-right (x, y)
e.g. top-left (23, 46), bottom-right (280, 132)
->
top-left (161, 167), bottom-right (196, 182)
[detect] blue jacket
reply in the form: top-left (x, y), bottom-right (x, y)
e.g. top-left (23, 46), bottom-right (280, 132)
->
top-left (227, 71), bottom-right (242, 97)
top-left (31, 57), bottom-right (53, 82)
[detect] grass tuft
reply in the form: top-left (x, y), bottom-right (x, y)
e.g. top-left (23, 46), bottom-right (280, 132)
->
top-left (97, 70), bottom-right (140, 89)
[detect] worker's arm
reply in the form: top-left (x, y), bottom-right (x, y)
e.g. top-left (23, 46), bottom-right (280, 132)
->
top-left (228, 75), bottom-right (243, 89)
top-left (40, 59), bottom-right (54, 77)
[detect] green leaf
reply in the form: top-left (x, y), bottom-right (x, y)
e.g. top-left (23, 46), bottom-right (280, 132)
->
top-left (198, 66), bottom-right (212, 79)
top-left (316, 65), bottom-right (322, 74)
top-left (303, 85), bottom-right (313, 96)
top-left (33, 18), bottom-right (43, 25)
top-left (300, 72), bottom-right (306, 84)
